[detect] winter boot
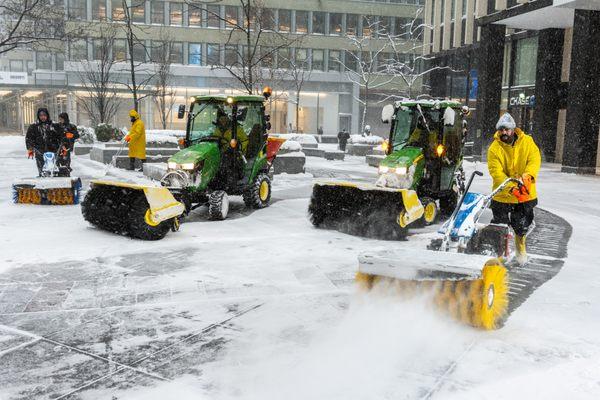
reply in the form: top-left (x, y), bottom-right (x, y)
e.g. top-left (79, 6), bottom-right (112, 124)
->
top-left (514, 234), bottom-right (527, 266)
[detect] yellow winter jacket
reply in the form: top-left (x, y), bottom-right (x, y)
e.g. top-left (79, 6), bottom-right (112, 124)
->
top-left (487, 128), bottom-right (541, 204)
top-left (127, 110), bottom-right (146, 159)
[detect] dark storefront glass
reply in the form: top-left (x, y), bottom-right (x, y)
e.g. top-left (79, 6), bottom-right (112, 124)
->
top-left (513, 37), bottom-right (538, 86)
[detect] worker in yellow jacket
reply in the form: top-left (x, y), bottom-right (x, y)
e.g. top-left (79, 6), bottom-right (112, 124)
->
top-left (124, 109), bottom-right (146, 171)
top-left (487, 113), bottom-right (541, 265)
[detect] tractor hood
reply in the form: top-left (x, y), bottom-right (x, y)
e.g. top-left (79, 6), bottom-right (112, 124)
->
top-left (379, 146), bottom-right (423, 169)
top-left (168, 142), bottom-right (219, 167)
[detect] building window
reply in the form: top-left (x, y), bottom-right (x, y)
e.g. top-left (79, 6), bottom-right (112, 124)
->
top-left (260, 8), bottom-right (275, 31)
top-left (171, 42), bottom-right (183, 64)
top-left (295, 48), bottom-right (308, 68)
top-left (112, 0), bottom-right (125, 22)
top-left (170, 2), bottom-right (183, 25)
top-left (225, 6), bottom-right (239, 29)
top-left (131, 0), bottom-right (145, 23)
top-left (113, 39), bottom-right (127, 61)
top-left (207, 5), bottom-right (220, 28)
top-left (379, 16), bottom-right (392, 35)
top-left (9, 60), bottom-right (24, 72)
top-left (329, 13), bottom-right (342, 35)
top-left (92, 0), bottom-right (106, 21)
top-left (188, 5), bottom-right (202, 26)
top-left (36, 52), bottom-right (53, 70)
top-left (514, 37), bottom-right (538, 86)
top-left (363, 15), bottom-right (379, 37)
top-left (295, 10), bottom-right (308, 34)
top-left (68, 0), bottom-right (87, 21)
top-left (133, 42), bottom-right (147, 62)
top-left (312, 11), bottom-right (325, 34)
top-left (278, 9), bottom-right (291, 32)
top-left (69, 39), bottom-right (88, 60)
top-left (347, 14), bottom-right (358, 36)
top-left (345, 51), bottom-right (358, 72)
top-left (278, 47), bottom-right (290, 69)
top-left (151, 41), bottom-right (164, 62)
top-left (189, 43), bottom-right (202, 65)
top-left (151, 1), bottom-right (164, 24)
top-left (55, 53), bottom-right (65, 71)
top-left (261, 47), bottom-right (275, 68)
top-left (328, 50), bottom-right (340, 72)
top-left (92, 39), bottom-right (105, 60)
top-left (312, 49), bottom-right (324, 71)
top-left (224, 45), bottom-right (238, 66)
top-left (207, 43), bottom-right (220, 65)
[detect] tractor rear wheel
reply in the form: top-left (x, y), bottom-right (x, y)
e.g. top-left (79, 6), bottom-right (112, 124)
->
top-left (420, 197), bottom-right (439, 226)
top-left (128, 192), bottom-right (172, 240)
top-left (208, 190), bottom-right (229, 220)
top-left (243, 173), bottom-right (272, 209)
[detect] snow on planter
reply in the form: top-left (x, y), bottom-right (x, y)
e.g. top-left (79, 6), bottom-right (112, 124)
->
top-left (279, 140), bottom-right (303, 153)
top-left (349, 135), bottom-right (384, 145)
top-left (270, 133), bottom-right (318, 145)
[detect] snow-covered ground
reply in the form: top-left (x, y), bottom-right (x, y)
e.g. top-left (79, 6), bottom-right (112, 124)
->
top-left (1, 135), bottom-right (600, 399)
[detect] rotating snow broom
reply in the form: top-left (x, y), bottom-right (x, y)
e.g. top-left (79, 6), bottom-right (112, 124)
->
top-left (355, 173), bottom-right (524, 330)
top-left (13, 150), bottom-right (82, 205)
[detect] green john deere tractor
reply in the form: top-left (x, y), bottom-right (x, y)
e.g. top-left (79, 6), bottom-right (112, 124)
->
top-left (82, 89), bottom-right (285, 240)
top-left (309, 99), bottom-right (469, 240)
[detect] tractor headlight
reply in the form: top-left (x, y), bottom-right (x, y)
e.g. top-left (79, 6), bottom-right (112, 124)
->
top-left (394, 166), bottom-right (408, 175)
top-left (378, 165), bottom-right (390, 174)
top-left (167, 161), bottom-right (177, 169)
top-left (180, 162), bottom-right (196, 170)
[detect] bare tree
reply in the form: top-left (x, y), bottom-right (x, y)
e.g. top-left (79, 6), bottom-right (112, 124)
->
top-left (283, 50), bottom-right (312, 133)
top-left (75, 27), bottom-right (120, 126)
top-left (116, 0), bottom-right (154, 111)
top-left (336, 18), bottom-right (395, 132)
top-left (151, 30), bottom-right (177, 130)
top-left (385, 9), bottom-right (451, 99)
top-left (0, 0), bottom-right (71, 55)
top-left (189, 0), bottom-right (301, 95)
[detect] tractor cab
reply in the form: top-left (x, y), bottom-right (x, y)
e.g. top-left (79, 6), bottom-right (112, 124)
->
top-left (379, 99), bottom-right (469, 214)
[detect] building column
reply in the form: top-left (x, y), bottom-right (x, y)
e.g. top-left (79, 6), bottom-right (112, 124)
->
top-left (473, 23), bottom-right (505, 160)
top-left (562, 10), bottom-right (600, 174)
top-left (533, 28), bottom-right (564, 162)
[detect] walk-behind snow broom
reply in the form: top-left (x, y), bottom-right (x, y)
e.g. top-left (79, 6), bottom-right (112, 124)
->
top-left (13, 150), bottom-right (81, 205)
top-left (356, 172), bottom-right (524, 330)
top-left (309, 100), bottom-right (469, 240)
top-left (82, 89), bottom-right (284, 240)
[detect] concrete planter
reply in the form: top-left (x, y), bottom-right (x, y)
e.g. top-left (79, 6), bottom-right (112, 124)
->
top-left (73, 144), bottom-right (92, 155)
top-left (112, 155), bottom-right (170, 169)
top-left (324, 150), bottom-right (345, 161)
top-left (273, 153), bottom-right (305, 174)
top-left (302, 147), bottom-right (326, 158)
top-left (366, 154), bottom-right (385, 167)
top-left (301, 142), bottom-right (319, 149)
top-left (314, 135), bottom-right (338, 144)
top-left (90, 142), bottom-right (180, 164)
top-left (347, 143), bottom-right (377, 156)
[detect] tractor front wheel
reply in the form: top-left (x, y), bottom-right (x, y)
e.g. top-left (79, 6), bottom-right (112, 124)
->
top-left (420, 197), bottom-right (439, 226)
top-left (243, 173), bottom-right (272, 209)
top-left (128, 192), bottom-right (172, 240)
top-left (208, 190), bottom-right (229, 220)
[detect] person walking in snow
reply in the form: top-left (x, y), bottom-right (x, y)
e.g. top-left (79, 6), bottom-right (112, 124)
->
top-left (57, 112), bottom-right (80, 173)
top-left (337, 129), bottom-right (350, 152)
top-left (124, 109), bottom-right (146, 171)
top-left (25, 108), bottom-right (62, 176)
top-left (487, 113), bottom-right (541, 265)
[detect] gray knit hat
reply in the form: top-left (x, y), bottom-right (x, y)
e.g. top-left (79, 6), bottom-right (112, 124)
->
top-left (496, 113), bottom-right (516, 130)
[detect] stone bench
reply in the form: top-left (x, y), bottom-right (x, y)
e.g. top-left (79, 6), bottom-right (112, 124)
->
top-left (315, 135), bottom-right (338, 144)
top-left (301, 142), bottom-right (319, 149)
top-left (324, 150), bottom-right (345, 161)
top-left (346, 143), bottom-right (378, 156)
top-left (302, 147), bottom-right (326, 158)
top-left (274, 152), bottom-right (306, 174)
top-left (366, 154), bottom-right (385, 167)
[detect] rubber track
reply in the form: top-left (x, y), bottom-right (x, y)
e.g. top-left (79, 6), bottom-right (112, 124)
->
top-left (505, 208), bottom-right (572, 316)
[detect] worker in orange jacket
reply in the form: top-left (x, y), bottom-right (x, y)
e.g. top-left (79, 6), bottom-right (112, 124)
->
top-left (487, 113), bottom-right (541, 265)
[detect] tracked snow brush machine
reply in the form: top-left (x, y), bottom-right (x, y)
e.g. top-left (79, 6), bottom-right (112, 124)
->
top-left (81, 88), bottom-right (284, 240)
top-left (309, 100), bottom-right (469, 239)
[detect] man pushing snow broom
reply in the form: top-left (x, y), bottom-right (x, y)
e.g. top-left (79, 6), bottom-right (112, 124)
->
top-left (487, 113), bottom-right (541, 266)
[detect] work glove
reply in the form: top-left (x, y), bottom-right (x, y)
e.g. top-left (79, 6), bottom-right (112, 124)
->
top-left (511, 183), bottom-right (530, 203)
top-left (124, 135), bottom-right (131, 143)
top-left (521, 173), bottom-right (534, 193)
top-left (60, 146), bottom-right (68, 157)
top-left (65, 132), bottom-right (74, 139)
top-left (27, 150), bottom-right (34, 159)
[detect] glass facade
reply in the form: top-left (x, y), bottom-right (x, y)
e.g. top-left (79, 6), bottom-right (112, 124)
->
top-left (151, 1), bottom-right (164, 24)
top-left (514, 37), bottom-right (538, 86)
top-left (189, 43), bottom-right (202, 65)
